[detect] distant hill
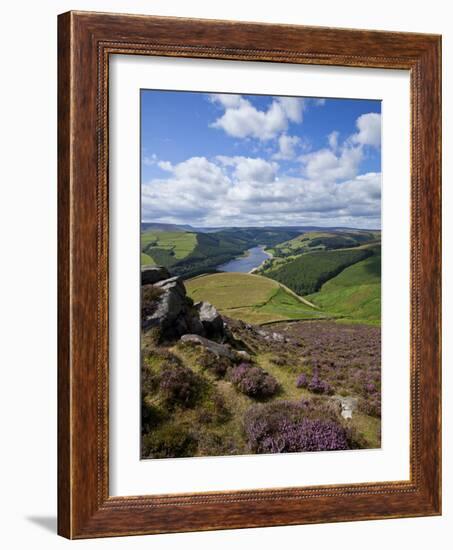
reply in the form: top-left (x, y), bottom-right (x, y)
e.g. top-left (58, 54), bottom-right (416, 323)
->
top-left (141, 222), bottom-right (196, 232)
top-left (142, 222), bottom-right (380, 234)
top-left (266, 229), bottom-right (379, 258)
top-left (195, 225), bottom-right (380, 233)
top-left (140, 225), bottom-right (381, 301)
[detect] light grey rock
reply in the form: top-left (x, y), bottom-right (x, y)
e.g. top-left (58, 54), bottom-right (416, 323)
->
top-left (154, 276), bottom-right (186, 296)
top-left (142, 277), bottom-right (230, 344)
top-left (332, 396), bottom-right (359, 420)
top-left (142, 283), bottom-right (187, 332)
top-left (195, 301), bottom-right (224, 336)
top-left (141, 266), bottom-right (171, 286)
top-left (180, 334), bottom-right (236, 360)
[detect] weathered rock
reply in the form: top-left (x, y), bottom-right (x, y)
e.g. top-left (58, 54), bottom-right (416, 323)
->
top-left (141, 266), bottom-right (170, 286)
top-left (154, 276), bottom-right (186, 297)
top-left (174, 314), bottom-right (189, 336)
top-left (142, 284), bottom-right (187, 332)
top-left (185, 312), bottom-right (205, 336)
top-left (332, 396), bottom-right (359, 420)
top-left (180, 334), bottom-right (236, 360)
top-left (195, 301), bottom-right (224, 337)
top-left (142, 275), bottom-right (232, 344)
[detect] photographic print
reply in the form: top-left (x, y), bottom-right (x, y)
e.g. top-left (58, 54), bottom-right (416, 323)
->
top-left (140, 90), bottom-right (381, 459)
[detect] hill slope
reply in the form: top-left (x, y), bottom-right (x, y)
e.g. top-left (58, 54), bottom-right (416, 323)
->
top-left (260, 248), bottom-right (373, 296)
top-left (306, 250), bottom-right (381, 324)
top-left (186, 272), bottom-right (326, 324)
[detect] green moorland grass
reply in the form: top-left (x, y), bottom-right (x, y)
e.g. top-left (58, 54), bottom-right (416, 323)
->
top-left (141, 252), bottom-right (155, 266)
top-left (306, 252), bottom-right (381, 324)
top-left (186, 272), bottom-right (326, 324)
top-left (141, 230), bottom-right (197, 261)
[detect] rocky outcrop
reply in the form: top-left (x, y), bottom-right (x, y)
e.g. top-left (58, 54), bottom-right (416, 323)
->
top-left (195, 301), bottom-right (224, 337)
top-left (154, 275), bottom-right (186, 295)
top-left (179, 334), bottom-right (251, 363)
top-left (141, 267), bottom-right (225, 342)
top-left (143, 278), bottom-right (187, 331)
top-left (141, 266), bottom-right (171, 286)
top-left (180, 334), bottom-right (237, 360)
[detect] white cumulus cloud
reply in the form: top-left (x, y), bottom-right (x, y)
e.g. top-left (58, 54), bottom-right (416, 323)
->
top-left (328, 131), bottom-right (339, 151)
top-left (142, 153), bottom-right (381, 228)
top-left (300, 145), bottom-right (363, 182)
top-left (209, 94), bottom-right (305, 140)
top-left (273, 134), bottom-right (301, 160)
top-left (142, 107), bottom-right (381, 228)
top-left (351, 112), bottom-right (381, 148)
top-left (217, 156), bottom-right (278, 183)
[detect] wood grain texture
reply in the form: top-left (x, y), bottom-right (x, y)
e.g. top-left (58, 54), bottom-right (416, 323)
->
top-left (57, 10), bottom-right (442, 539)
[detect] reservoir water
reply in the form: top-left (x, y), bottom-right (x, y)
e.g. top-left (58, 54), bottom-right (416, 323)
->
top-left (217, 245), bottom-right (272, 273)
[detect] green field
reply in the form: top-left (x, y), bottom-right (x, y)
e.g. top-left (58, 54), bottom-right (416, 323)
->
top-left (141, 252), bottom-right (155, 266)
top-left (186, 272), bottom-right (326, 324)
top-left (306, 251), bottom-right (381, 324)
top-left (267, 230), bottom-right (379, 258)
top-left (141, 230), bottom-right (197, 261)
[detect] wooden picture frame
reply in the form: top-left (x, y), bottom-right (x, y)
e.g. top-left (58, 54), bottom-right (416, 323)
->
top-left (58, 10), bottom-right (441, 539)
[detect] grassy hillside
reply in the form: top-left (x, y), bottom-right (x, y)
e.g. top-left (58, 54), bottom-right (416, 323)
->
top-left (141, 231), bottom-right (197, 265)
top-left (141, 230), bottom-right (248, 277)
top-left (141, 252), bottom-right (155, 266)
top-left (261, 248), bottom-right (373, 296)
top-left (267, 229), bottom-right (378, 258)
top-left (306, 250), bottom-right (381, 324)
top-left (186, 272), bottom-right (326, 324)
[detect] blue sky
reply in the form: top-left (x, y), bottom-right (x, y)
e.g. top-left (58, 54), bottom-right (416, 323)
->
top-left (141, 90), bottom-right (381, 228)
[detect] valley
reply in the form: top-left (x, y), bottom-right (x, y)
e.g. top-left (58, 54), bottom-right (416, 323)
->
top-left (140, 223), bottom-right (381, 458)
top-left (141, 223), bottom-right (381, 325)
